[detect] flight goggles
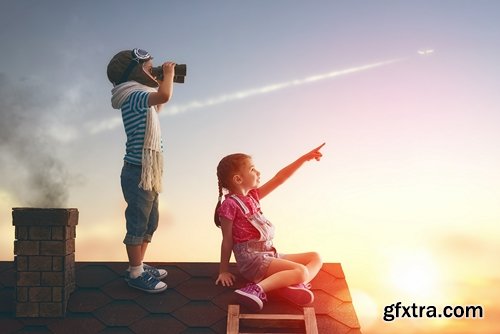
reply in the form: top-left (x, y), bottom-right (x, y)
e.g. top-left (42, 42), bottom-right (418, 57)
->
top-left (131, 48), bottom-right (153, 62)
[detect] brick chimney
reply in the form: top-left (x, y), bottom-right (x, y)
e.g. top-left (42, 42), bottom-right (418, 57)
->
top-left (12, 208), bottom-right (78, 318)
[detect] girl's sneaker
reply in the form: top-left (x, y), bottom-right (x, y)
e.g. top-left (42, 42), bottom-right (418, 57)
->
top-left (235, 283), bottom-right (267, 311)
top-left (128, 271), bottom-right (167, 293)
top-left (278, 283), bottom-right (314, 305)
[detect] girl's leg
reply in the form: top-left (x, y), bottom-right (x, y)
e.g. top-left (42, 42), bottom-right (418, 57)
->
top-left (258, 252), bottom-right (322, 292)
top-left (281, 252), bottom-right (322, 283)
top-left (234, 258), bottom-right (305, 311)
top-left (235, 252), bottom-right (321, 309)
top-left (257, 258), bottom-right (308, 292)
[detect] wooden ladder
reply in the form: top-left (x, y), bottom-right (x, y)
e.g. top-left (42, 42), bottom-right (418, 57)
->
top-left (226, 304), bottom-right (319, 334)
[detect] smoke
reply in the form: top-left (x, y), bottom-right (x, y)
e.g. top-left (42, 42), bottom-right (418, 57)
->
top-left (0, 73), bottom-right (71, 207)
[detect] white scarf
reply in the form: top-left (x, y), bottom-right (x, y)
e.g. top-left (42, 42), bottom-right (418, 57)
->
top-left (111, 81), bottom-right (163, 193)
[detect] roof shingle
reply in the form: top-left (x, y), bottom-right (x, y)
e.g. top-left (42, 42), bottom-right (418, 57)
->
top-left (0, 262), bottom-right (361, 333)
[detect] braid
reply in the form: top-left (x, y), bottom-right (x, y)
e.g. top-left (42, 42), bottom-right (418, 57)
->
top-left (214, 179), bottom-right (224, 227)
top-left (217, 179), bottom-right (223, 201)
top-left (213, 153), bottom-right (251, 227)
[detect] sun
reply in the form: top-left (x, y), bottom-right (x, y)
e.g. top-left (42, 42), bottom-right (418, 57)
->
top-left (350, 289), bottom-right (378, 330)
top-left (388, 249), bottom-right (443, 302)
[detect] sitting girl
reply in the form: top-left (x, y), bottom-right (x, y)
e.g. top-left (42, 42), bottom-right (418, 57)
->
top-left (214, 144), bottom-right (325, 311)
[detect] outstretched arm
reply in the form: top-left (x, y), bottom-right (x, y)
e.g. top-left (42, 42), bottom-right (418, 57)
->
top-left (258, 143), bottom-right (325, 199)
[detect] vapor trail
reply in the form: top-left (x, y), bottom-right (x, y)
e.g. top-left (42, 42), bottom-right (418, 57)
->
top-left (89, 58), bottom-right (404, 134)
top-left (166, 58), bottom-right (403, 116)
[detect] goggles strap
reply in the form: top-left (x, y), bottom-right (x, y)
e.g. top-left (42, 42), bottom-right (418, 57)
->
top-left (118, 59), bottom-right (139, 85)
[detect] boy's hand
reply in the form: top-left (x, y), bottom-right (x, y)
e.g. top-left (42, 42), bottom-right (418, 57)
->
top-left (161, 61), bottom-right (176, 81)
top-left (215, 272), bottom-right (236, 286)
top-left (303, 142), bottom-right (325, 162)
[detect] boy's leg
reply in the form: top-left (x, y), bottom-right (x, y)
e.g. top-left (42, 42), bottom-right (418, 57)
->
top-left (127, 244), bottom-right (143, 267)
top-left (139, 194), bottom-right (167, 280)
top-left (125, 239), bottom-right (166, 293)
top-left (126, 244), bottom-right (145, 279)
top-left (121, 162), bottom-right (155, 260)
top-left (121, 164), bottom-right (165, 291)
top-left (141, 193), bottom-right (158, 261)
top-left (140, 241), bottom-right (149, 262)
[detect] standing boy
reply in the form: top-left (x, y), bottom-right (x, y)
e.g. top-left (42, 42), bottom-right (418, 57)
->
top-left (107, 48), bottom-right (175, 293)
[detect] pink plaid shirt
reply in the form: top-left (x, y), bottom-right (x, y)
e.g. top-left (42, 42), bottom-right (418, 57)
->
top-left (217, 189), bottom-right (262, 243)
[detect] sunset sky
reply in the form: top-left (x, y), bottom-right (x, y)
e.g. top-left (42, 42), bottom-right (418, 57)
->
top-left (1, 1), bottom-right (499, 333)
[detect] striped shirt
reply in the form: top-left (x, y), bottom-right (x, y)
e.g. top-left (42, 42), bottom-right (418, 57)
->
top-left (121, 91), bottom-right (163, 165)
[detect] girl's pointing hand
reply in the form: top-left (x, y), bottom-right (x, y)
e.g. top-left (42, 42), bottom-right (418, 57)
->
top-left (304, 142), bottom-right (325, 162)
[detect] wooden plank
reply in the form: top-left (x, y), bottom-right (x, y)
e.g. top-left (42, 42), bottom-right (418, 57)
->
top-left (239, 313), bottom-right (305, 320)
top-left (227, 304), bottom-right (240, 334)
top-left (226, 304), bottom-right (318, 334)
top-left (239, 312), bottom-right (305, 330)
top-left (240, 317), bottom-right (304, 329)
top-left (303, 307), bottom-right (318, 334)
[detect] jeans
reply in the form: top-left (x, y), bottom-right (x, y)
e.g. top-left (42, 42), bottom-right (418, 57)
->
top-left (121, 161), bottom-right (159, 245)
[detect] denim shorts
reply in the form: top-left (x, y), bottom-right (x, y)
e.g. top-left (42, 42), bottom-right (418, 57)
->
top-left (121, 161), bottom-right (159, 245)
top-left (233, 240), bottom-right (280, 282)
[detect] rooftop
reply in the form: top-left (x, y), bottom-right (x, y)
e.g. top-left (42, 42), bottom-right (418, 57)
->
top-left (0, 262), bottom-right (361, 333)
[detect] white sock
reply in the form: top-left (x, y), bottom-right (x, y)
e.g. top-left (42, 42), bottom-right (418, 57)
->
top-left (128, 264), bottom-right (144, 279)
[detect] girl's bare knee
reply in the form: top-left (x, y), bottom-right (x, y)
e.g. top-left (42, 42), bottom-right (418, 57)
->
top-left (294, 264), bottom-right (309, 283)
top-left (311, 251), bottom-right (322, 266)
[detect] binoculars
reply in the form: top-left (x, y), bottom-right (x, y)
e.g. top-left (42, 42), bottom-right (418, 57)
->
top-left (151, 64), bottom-right (187, 83)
